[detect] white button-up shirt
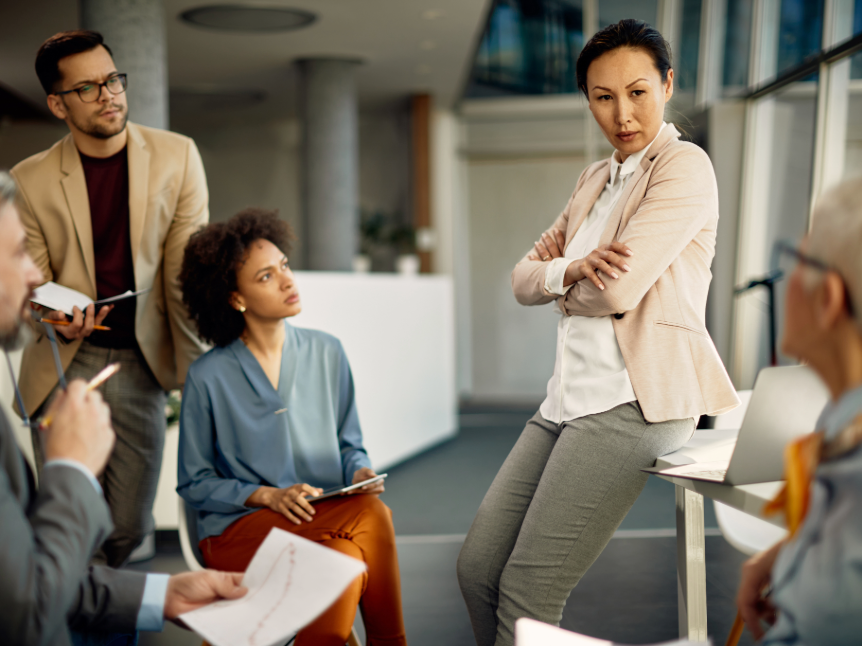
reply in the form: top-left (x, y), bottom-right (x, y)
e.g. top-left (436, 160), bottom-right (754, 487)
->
top-left (539, 123), bottom-right (666, 424)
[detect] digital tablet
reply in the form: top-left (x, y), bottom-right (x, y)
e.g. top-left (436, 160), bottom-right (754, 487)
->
top-left (308, 474), bottom-right (388, 504)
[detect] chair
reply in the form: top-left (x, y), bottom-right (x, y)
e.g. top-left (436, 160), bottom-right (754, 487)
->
top-left (711, 391), bottom-right (788, 556)
top-left (177, 497), bottom-right (364, 645)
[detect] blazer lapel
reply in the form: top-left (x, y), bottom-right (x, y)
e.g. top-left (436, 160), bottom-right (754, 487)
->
top-left (598, 124), bottom-right (682, 246)
top-left (59, 136), bottom-right (96, 295)
top-left (127, 124), bottom-right (149, 278)
top-left (566, 162), bottom-right (611, 247)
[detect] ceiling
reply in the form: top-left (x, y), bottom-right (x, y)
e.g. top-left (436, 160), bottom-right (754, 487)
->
top-left (0, 0), bottom-right (490, 123)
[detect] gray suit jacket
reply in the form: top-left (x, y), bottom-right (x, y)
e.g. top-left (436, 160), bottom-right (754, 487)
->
top-left (0, 410), bottom-right (146, 645)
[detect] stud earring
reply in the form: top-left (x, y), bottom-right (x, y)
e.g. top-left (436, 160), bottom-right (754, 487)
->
top-left (237, 305), bottom-right (246, 313)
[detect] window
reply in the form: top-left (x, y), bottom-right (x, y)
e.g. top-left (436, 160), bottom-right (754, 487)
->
top-left (723, 0), bottom-right (753, 90)
top-left (468, 0), bottom-right (585, 97)
top-left (775, 0), bottom-right (825, 77)
top-left (598, 0), bottom-right (657, 29)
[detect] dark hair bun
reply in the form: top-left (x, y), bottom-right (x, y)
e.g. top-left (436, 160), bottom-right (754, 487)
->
top-left (576, 19), bottom-right (672, 96)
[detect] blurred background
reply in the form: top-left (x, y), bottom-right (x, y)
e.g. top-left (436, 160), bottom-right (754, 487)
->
top-left (1, 1), bottom-right (861, 644)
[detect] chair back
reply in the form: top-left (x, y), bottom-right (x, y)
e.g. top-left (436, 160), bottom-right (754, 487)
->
top-left (177, 496), bottom-right (206, 571)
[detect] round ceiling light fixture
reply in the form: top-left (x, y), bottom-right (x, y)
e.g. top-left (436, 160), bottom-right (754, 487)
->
top-left (180, 4), bottom-right (317, 32)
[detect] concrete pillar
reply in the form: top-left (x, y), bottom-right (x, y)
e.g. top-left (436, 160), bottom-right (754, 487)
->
top-left (298, 59), bottom-right (360, 271)
top-left (80, 0), bottom-right (169, 130)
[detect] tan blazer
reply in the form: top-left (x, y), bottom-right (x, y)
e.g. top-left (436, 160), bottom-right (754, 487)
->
top-left (512, 124), bottom-right (739, 423)
top-left (11, 122), bottom-right (210, 415)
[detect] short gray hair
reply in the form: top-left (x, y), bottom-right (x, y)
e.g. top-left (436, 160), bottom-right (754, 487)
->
top-left (807, 175), bottom-right (862, 332)
top-left (0, 171), bottom-right (16, 208)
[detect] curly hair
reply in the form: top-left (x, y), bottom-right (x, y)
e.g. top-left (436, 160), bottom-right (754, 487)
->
top-left (180, 208), bottom-right (294, 347)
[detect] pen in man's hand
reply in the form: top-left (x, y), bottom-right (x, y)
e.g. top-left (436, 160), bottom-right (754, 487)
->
top-left (39, 363), bottom-right (121, 429)
top-left (37, 317), bottom-right (111, 331)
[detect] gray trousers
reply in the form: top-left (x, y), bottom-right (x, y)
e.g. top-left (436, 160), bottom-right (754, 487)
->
top-left (32, 342), bottom-right (167, 567)
top-left (456, 402), bottom-right (695, 646)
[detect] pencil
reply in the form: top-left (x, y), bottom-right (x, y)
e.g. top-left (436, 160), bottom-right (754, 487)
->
top-left (38, 318), bottom-right (111, 331)
top-left (725, 613), bottom-right (744, 646)
top-left (39, 363), bottom-right (121, 429)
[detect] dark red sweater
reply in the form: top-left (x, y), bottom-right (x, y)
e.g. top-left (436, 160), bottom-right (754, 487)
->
top-left (79, 147), bottom-right (137, 349)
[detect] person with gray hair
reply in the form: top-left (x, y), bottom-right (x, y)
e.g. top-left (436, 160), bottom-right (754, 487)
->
top-left (735, 175), bottom-right (862, 645)
top-left (0, 171), bottom-right (247, 646)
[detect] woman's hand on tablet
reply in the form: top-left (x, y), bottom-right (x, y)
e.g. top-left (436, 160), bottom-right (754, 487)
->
top-left (563, 241), bottom-right (634, 290)
top-left (352, 467), bottom-right (385, 495)
top-left (246, 484), bottom-right (322, 525)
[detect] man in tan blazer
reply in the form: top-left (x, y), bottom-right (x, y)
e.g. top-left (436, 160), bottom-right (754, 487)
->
top-left (11, 30), bottom-right (209, 566)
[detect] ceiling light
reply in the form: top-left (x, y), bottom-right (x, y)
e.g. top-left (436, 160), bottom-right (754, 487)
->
top-left (180, 4), bottom-right (317, 32)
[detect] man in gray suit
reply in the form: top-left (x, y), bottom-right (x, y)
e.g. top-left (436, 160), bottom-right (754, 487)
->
top-left (0, 170), bottom-right (247, 645)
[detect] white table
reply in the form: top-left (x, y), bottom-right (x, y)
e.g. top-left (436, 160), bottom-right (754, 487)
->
top-left (651, 429), bottom-right (785, 641)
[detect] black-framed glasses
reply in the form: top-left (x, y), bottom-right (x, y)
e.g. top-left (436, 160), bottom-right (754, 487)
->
top-left (775, 241), bottom-right (831, 273)
top-left (775, 240), bottom-right (854, 316)
top-left (55, 73), bottom-right (127, 103)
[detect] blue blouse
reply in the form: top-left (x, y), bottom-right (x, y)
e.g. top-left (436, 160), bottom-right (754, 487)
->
top-left (177, 322), bottom-right (372, 540)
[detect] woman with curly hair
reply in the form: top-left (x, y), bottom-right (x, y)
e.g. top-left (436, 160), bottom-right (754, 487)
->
top-left (176, 208), bottom-right (407, 646)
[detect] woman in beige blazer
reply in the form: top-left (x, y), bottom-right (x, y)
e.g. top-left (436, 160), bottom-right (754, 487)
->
top-left (457, 20), bottom-right (739, 646)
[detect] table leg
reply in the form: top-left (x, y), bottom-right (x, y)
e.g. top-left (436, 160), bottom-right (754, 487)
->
top-left (676, 484), bottom-right (707, 641)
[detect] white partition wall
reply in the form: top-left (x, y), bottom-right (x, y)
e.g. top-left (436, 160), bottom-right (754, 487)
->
top-left (289, 271), bottom-right (458, 470)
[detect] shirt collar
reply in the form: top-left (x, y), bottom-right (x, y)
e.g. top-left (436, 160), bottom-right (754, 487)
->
top-left (815, 381), bottom-right (862, 441)
top-left (610, 121), bottom-right (667, 182)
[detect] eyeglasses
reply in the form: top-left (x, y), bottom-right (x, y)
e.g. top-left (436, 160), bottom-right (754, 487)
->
top-left (775, 241), bottom-right (854, 316)
top-left (55, 73), bottom-right (127, 103)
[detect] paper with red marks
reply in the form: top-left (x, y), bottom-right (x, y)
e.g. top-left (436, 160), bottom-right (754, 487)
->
top-left (180, 528), bottom-right (367, 646)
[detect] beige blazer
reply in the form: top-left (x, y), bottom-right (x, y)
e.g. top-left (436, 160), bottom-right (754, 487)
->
top-left (11, 122), bottom-right (210, 415)
top-left (512, 124), bottom-right (739, 423)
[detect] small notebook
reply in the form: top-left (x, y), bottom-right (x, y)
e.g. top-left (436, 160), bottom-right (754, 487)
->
top-left (31, 281), bottom-right (150, 316)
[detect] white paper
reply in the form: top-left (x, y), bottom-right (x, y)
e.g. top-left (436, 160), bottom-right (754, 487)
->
top-left (31, 282), bottom-right (150, 316)
top-left (94, 288), bottom-right (151, 305)
top-left (180, 528), bottom-right (367, 646)
top-left (515, 618), bottom-right (711, 646)
top-left (31, 282), bottom-right (94, 316)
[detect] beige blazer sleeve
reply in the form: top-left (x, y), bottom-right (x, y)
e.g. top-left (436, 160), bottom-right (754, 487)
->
top-left (561, 145), bottom-right (717, 317)
top-left (12, 177), bottom-right (53, 286)
top-left (163, 139), bottom-right (209, 386)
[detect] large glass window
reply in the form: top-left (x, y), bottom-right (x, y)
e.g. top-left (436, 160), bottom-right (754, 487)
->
top-left (598, 0), bottom-right (658, 29)
top-left (853, 0), bottom-right (862, 79)
top-left (743, 76), bottom-right (819, 371)
top-left (775, 0), bottom-right (825, 76)
top-left (844, 51), bottom-right (862, 178)
top-left (468, 0), bottom-right (585, 97)
top-left (677, 0), bottom-right (702, 93)
top-left (723, 0), bottom-right (753, 90)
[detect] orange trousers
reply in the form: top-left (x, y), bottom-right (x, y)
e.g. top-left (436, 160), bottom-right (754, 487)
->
top-left (200, 494), bottom-right (407, 646)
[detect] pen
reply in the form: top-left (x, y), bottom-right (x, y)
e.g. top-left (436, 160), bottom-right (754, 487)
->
top-left (39, 363), bottom-right (121, 429)
top-left (37, 317), bottom-right (111, 331)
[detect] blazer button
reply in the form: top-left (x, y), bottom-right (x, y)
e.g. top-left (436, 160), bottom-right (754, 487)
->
top-left (614, 313), bottom-right (625, 320)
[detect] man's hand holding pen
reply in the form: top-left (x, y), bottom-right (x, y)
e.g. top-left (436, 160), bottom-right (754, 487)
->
top-left (42, 303), bottom-right (113, 339)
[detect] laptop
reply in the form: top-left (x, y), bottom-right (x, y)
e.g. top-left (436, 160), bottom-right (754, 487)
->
top-left (645, 365), bottom-right (830, 485)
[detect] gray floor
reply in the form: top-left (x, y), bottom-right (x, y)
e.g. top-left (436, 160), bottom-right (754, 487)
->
top-left (130, 406), bottom-right (754, 646)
